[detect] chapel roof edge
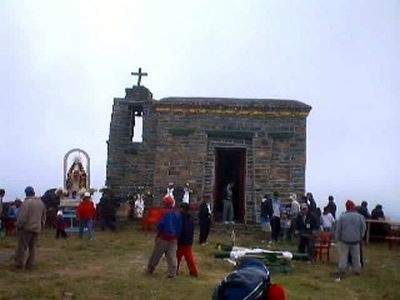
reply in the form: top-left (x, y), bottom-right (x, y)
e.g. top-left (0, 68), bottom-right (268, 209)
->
top-left (156, 97), bottom-right (312, 112)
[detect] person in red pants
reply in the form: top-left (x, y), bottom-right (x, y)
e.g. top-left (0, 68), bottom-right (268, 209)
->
top-left (177, 203), bottom-right (198, 277)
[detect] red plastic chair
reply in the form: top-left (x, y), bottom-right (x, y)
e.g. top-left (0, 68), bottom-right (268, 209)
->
top-left (315, 232), bottom-right (334, 262)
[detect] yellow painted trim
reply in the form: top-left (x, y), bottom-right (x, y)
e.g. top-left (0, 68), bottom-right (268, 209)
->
top-left (155, 107), bottom-right (309, 117)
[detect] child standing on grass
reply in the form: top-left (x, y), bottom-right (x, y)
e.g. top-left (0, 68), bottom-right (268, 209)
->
top-left (177, 203), bottom-right (198, 277)
top-left (55, 210), bottom-right (68, 239)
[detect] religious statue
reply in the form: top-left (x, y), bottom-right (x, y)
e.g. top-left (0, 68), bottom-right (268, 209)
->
top-left (66, 158), bottom-right (88, 197)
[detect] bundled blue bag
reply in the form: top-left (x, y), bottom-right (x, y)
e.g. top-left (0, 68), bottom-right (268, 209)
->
top-left (213, 258), bottom-right (271, 300)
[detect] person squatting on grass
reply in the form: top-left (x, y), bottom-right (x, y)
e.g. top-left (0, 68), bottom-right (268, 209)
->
top-left (55, 210), bottom-right (68, 239)
top-left (76, 192), bottom-right (97, 240)
top-left (15, 186), bottom-right (47, 270)
top-left (176, 203), bottom-right (199, 277)
top-left (213, 258), bottom-right (287, 300)
top-left (147, 195), bottom-right (182, 278)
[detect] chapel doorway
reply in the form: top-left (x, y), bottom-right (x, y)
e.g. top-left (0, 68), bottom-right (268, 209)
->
top-left (214, 148), bottom-right (246, 223)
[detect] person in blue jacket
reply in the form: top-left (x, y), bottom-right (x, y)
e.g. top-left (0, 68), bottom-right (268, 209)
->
top-left (213, 258), bottom-right (287, 300)
top-left (147, 195), bottom-right (182, 278)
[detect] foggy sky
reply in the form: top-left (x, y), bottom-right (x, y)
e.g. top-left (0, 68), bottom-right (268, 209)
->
top-left (1, 1), bottom-right (399, 217)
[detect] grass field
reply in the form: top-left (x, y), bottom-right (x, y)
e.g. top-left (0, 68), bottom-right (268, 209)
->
top-left (0, 225), bottom-right (399, 300)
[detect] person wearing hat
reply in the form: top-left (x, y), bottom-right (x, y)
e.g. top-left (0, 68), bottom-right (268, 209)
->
top-left (295, 202), bottom-right (319, 260)
top-left (147, 195), bottom-right (182, 278)
top-left (336, 200), bottom-right (366, 277)
top-left (15, 186), bottom-right (47, 270)
top-left (76, 192), bottom-right (96, 240)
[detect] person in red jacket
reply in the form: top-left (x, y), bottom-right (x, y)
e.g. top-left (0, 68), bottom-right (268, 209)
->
top-left (177, 203), bottom-right (198, 277)
top-left (76, 192), bottom-right (96, 240)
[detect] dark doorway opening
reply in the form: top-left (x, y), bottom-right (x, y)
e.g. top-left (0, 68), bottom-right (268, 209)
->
top-left (214, 148), bottom-right (246, 223)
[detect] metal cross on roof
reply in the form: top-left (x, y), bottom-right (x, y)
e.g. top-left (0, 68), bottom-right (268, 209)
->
top-left (131, 67), bottom-right (148, 86)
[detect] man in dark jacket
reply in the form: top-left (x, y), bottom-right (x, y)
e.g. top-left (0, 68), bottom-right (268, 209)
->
top-left (198, 197), bottom-right (212, 245)
top-left (295, 203), bottom-right (319, 260)
top-left (98, 187), bottom-right (117, 231)
top-left (326, 195), bottom-right (337, 219)
top-left (357, 201), bottom-right (371, 219)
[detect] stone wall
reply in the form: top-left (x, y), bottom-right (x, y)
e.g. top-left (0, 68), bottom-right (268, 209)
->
top-left (107, 87), bottom-right (311, 223)
top-left (106, 86), bottom-right (156, 197)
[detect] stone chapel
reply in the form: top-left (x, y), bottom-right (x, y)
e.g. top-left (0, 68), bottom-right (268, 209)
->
top-left (106, 77), bottom-right (312, 224)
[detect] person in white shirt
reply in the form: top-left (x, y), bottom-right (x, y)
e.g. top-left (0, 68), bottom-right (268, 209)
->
top-left (198, 198), bottom-right (212, 245)
top-left (321, 206), bottom-right (336, 232)
top-left (134, 193), bottom-right (145, 219)
top-left (271, 191), bottom-right (282, 242)
top-left (288, 193), bottom-right (300, 240)
top-left (165, 182), bottom-right (175, 200)
top-left (182, 182), bottom-right (191, 204)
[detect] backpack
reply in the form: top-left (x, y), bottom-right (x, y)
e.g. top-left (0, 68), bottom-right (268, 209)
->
top-left (213, 258), bottom-right (271, 300)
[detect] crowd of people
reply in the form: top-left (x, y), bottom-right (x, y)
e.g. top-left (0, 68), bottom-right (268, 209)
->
top-left (259, 190), bottom-right (390, 279)
top-left (0, 185), bottom-right (393, 299)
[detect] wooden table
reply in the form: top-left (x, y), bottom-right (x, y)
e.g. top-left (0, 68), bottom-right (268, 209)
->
top-left (365, 219), bottom-right (400, 244)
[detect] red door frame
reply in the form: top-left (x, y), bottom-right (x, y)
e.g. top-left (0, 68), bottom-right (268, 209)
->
top-left (214, 148), bottom-right (247, 223)
top-left (238, 149), bottom-right (246, 223)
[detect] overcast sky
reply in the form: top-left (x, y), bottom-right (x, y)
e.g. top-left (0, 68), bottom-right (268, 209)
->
top-left (1, 1), bottom-right (399, 218)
